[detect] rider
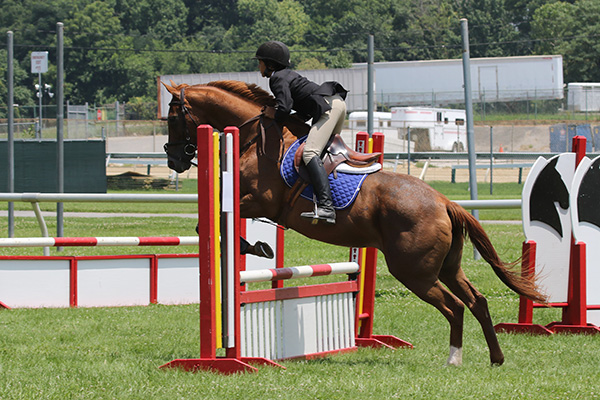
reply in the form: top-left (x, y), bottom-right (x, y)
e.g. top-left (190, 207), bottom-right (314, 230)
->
top-left (255, 40), bottom-right (347, 224)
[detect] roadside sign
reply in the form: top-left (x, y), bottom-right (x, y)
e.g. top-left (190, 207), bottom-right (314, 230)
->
top-left (31, 51), bottom-right (49, 73)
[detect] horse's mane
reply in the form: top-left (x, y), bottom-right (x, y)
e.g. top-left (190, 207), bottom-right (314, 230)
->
top-left (203, 80), bottom-right (277, 107)
top-left (177, 79), bottom-right (308, 135)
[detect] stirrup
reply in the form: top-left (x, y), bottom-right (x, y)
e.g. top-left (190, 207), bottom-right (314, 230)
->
top-left (300, 203), bottom-right (336, 225)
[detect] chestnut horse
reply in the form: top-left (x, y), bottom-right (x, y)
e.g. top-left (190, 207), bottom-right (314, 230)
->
top-left (163, 80), bottom-right (546, 366)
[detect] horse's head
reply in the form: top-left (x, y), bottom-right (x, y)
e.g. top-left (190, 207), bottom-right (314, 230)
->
top-left (164, 80), bottom-right (293, 173)
top-left (163, 83), bottom-right (201, 173)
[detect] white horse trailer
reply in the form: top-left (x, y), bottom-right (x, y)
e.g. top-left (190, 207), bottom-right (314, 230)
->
top-left (390, 107), bottom-right (466, 152)
top-left (348, 111), bottom-right (392, 131)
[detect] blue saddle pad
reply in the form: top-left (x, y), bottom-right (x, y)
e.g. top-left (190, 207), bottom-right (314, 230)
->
top-left (279, 137), bottom-right (369, 210)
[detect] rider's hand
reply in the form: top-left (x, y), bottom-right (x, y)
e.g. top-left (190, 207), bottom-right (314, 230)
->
top-left (262, 106), bottom-right (276, 119)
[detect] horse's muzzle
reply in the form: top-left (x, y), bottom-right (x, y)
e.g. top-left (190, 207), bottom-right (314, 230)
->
top-left (167, 158), bottom-right (191, 174)
top-left (164, 142), bottom-right (195, 173)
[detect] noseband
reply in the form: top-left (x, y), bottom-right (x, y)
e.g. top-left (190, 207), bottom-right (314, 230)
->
top-left (164, 88), bottom-right (199, 167)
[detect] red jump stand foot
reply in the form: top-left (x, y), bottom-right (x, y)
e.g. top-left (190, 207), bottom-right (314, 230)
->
top-left (239, 357), bottom-right (286, 369)
top-left (356, 335), bottom-right (413, 350)
top-left (160, 357), bottom-right (284, 374)
top-left (495, 322), bottom-right (600, 335)
top-left (494, 323), bottom-right (554, 336)
top-left (546, 322), bottom-right (600, 335)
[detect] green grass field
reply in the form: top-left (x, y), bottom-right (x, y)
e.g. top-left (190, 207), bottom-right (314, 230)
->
top-left (1, 181), bottom-right (599, 399)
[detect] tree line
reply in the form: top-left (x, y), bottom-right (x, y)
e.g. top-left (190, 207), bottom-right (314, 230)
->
top-left (1, 0), bottom-right (598, 119)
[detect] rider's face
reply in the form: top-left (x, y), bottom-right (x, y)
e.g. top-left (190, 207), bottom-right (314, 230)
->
top-left (258, 60), bottom-right (272, 78)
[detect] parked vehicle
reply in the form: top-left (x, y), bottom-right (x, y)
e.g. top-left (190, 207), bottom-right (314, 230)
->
top-left (390, 107), bottom-right (466, 152)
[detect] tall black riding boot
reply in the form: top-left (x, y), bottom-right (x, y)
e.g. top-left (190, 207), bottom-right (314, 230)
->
top-left (300, 156), bottom-right (336, 224)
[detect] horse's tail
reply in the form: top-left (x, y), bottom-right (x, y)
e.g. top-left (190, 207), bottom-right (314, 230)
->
top-left (446, 201), bottom-right (547, 304)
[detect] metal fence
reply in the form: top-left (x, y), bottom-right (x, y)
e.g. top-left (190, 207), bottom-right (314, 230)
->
top-left (0, 118), bottom-right (167, 140)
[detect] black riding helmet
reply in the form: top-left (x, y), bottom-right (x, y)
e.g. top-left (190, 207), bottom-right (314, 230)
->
top-left (255, 41), bottom-right (291, 69)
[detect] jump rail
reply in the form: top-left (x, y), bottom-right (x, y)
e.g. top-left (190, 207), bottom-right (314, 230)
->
top-left (0, 193), bottom-right (199, 255)
top-left (239, 262), bottom-right (359, 283)
top-left (0, 192), bottom-right (197, 203)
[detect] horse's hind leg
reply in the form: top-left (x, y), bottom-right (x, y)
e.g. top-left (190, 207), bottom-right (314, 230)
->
top-left (440, 268), bottom-right (505, 366)
top-left (394, 275), bottom-right (466, 366)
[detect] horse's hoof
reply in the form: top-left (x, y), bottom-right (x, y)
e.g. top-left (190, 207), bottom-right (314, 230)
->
top-left (254, 241), bottom-right (274, 259)
top-left (490, 356), bottom-right (505, 366)
top-left (445, 346), bottom-right (463, 366)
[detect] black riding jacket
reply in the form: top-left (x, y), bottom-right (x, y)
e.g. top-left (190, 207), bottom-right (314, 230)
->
top-left (268, 69), bottom-right (347, 123)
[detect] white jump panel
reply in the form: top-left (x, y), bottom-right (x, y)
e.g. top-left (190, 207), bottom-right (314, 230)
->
top-left (571, 156), bottom-right (600, 325)
top-left (522, 154), bottom-right (575, 303)
top-left (156, 256), bottom-right (199, 305)
top-left (240, 292), bottom-right (355, 360)
top-left (244, 218), bottom-right (278, 271)
top-left (77, 258), bottom-right (150, 307)
top-left (0, 259), bottom-right (71, 308)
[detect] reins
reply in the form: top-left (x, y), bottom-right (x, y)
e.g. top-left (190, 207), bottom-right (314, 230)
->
top-left (238, 111), bottom-right (285, 165)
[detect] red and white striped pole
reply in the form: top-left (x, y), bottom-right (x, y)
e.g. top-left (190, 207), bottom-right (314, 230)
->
top-left (240, 262), bottom-right (359, 283)
top-left (0, 236), bottom-right (199, 247)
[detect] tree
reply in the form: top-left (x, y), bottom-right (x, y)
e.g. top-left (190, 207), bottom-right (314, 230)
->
top-left (0, 49), bottom-right (38, 118)
top-left (389, 0), bottom-right (462, 61)
top-left (115, 0), bottom-right (188, 46)
top-left (184, 0), bottom-right (239, 32)
top-left (232, 0), bottom-right (310, 45)
top-left (504, 0), bottom-right (574, 52)
top-left (531, 0), bottom-right (600, 82)
top-left (457, 0), bottom-right (522, 57)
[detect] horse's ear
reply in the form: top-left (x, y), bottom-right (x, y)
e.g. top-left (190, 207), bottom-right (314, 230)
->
top-left (162, 81), bottom-right (179, 97)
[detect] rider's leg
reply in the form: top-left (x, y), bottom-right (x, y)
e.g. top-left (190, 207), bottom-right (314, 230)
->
top-left (300, 156), bottom-right (336, 223)
top-left (301, 94), bottom-right (346, 165)
top-left (300, 94), bottom-right (346, 224)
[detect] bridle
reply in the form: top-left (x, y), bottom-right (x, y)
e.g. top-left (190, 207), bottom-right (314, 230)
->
top-left (165, 87), bottom-right (285, 169)
top-left (164, 88), bottom-right (199, 167)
